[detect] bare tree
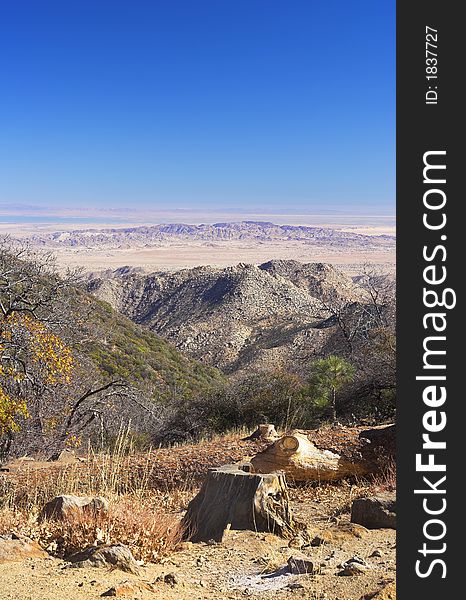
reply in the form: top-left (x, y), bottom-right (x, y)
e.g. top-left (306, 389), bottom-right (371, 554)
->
top-left (318, 265), bottom-right (395, 356)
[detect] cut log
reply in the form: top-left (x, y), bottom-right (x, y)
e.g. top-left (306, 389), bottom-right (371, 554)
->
top-left (182, 464), bottom-right (295, 542)
top-left (243, 424), bottom-right (279, 442)
top-left (251, 431), bottom-right (370, 482)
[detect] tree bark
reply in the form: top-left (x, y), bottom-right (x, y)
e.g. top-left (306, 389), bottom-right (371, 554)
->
top-left (331, 388), bottom-right (337, 422)
top-left (182, 464), bottom-right (295, 542)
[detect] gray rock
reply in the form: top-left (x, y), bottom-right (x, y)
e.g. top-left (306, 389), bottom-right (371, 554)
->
top-left (48, 449), bottom-right (77, 463)
top-left (164, 572), bottom-right (179, 586)
top-left (287, 553), bottom-right (314, 575)
top-left (67, 544), bottom-right (140, 574)
top-left (350, 493), bottom-right (396, 529)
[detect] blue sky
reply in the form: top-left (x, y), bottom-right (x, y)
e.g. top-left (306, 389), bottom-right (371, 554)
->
top-left (0, 1), bottom-right (395, 217)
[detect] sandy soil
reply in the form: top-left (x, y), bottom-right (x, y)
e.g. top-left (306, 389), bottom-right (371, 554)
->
top-left (33, 242), bottom-right (395, 275)
top-left (0, 514), bottom-right (395, 600)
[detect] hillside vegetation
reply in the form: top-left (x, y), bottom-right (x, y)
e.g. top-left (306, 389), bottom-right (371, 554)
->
top-left (0, 241), bottom-right (223, 459)
top-left (82, 293), bottom-right (224, 395)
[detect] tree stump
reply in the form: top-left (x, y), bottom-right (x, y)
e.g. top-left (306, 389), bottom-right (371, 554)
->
top-left (182, 464), bottom-right (295, 542)
top-left (243, 424), bottom-right (279, 442)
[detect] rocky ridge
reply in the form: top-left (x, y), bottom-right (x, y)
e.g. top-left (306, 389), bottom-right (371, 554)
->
top-left (88, 260), bottom-right (367, 374)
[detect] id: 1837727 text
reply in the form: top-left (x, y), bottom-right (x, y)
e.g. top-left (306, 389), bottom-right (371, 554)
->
top-left (425, 26), bottom-right (438, 105)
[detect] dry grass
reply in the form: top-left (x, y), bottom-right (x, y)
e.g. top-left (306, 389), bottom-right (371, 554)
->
top-left (254, 545), bottom-right (287, 575)
top-left (289, 479), bottom-right (369, 520)
top-left (1, 427), bottom-right (244, 565)
top-left (3, 425), bottom-right (205, 509)
top-left (0, 497), bottom-right (182, 562)
top-left (288, 463), bottom-right (396, 524)
top-left (370, 458), bottom-right (396, 494)
top-left (1, 427), bottom-right (396, 568)
top-left (0, 428), bottom-right (187, 563)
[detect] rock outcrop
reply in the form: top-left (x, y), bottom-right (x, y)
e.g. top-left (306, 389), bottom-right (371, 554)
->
top-left (89, 260), bottom-right (368, 373)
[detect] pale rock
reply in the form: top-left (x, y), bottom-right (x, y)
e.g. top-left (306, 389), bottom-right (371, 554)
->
top-left (40, 494), bottom-right (109, 521)
top-left (0, 534), bottom-right (48, 564)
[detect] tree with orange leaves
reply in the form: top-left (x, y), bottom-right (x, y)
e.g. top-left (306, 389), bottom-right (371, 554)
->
top-left (0, 239), bottom-right (78, 454)
top-left (0, 239), bottom-right (133, 460)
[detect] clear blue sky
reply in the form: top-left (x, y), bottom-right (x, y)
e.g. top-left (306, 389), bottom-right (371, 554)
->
top-left (0, 1), bottom-right (395, 216)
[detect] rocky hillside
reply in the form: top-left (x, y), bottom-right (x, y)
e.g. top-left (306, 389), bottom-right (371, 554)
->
top-left (24, 221), bottom-right (394, 251)
top-left (88, 260), bottom-right (366, 374)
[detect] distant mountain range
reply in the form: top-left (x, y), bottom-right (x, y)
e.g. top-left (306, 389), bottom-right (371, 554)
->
top-left (24, 221), bottom-right (395, 250)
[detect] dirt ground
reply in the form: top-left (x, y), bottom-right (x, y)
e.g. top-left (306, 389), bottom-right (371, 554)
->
top-left (0, 506), bottom-right (395, 600)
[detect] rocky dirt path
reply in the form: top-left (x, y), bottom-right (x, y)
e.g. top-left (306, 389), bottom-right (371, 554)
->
top-left (0, 511), bottom-right (395, 600)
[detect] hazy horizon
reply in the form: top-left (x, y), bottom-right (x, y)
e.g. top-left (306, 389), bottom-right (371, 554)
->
top-left (0, 203), bottom-right (395, 229)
